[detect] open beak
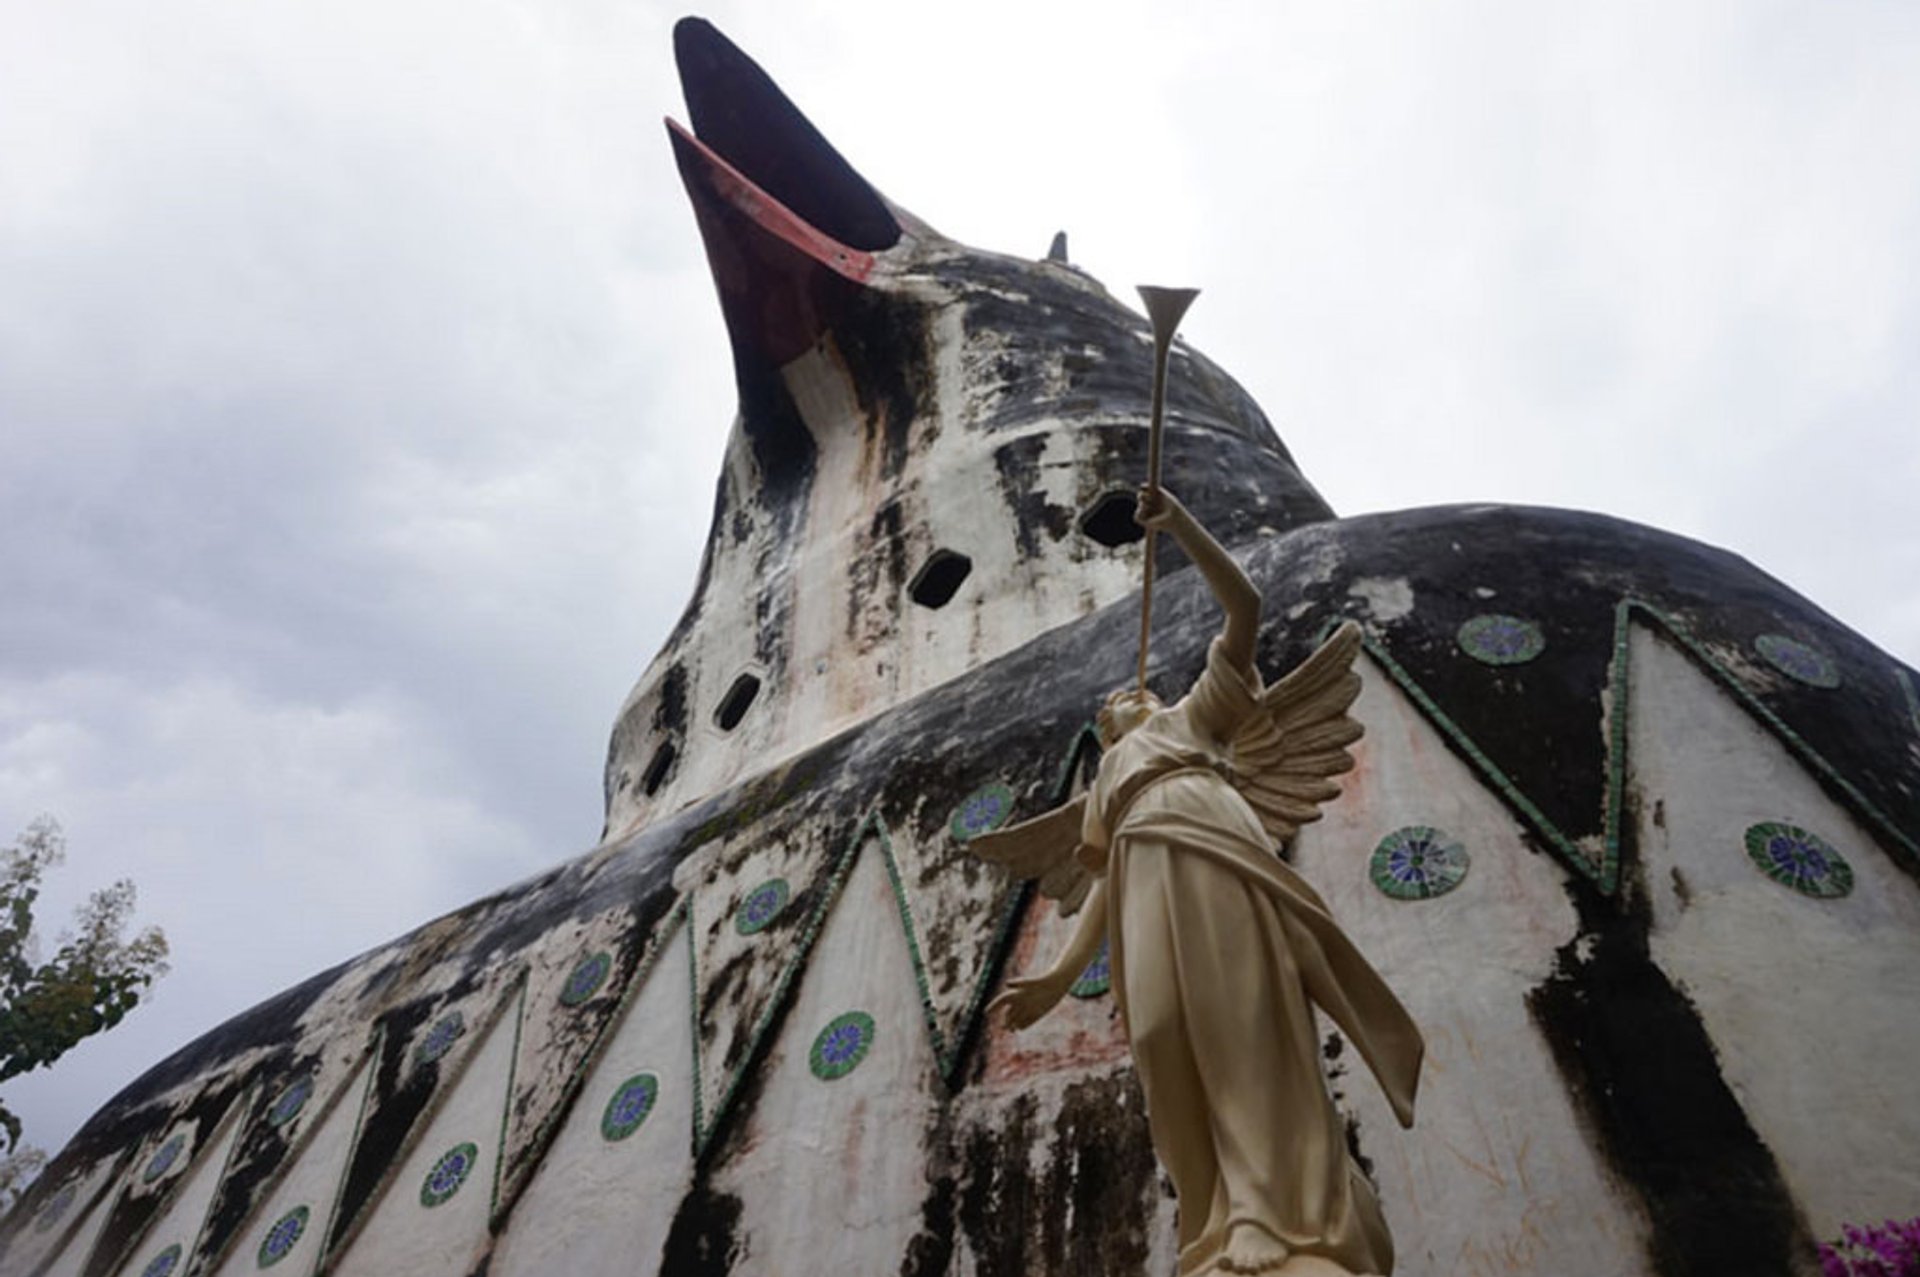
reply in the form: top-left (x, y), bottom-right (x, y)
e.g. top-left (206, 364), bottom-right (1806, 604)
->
top-left (668, 18), bottom-right (906, 370)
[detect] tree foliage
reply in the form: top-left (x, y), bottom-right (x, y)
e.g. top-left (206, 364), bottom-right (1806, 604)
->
top-left (0, 817), bottom-right (168, 1154)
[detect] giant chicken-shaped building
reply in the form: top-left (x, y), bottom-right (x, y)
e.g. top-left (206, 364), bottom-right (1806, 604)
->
top-left (4, 19), bottom-right (1918, 1277)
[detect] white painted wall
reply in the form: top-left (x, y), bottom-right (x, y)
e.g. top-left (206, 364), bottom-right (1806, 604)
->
top-left (1628, 623), bottom-right (1920, 1238)
top-left (606, 262), bottom-right (1194, 836)
top-left (1292, 655), bottom-right (1650, 1277)
top-left (709, 829), bottom-right (942, 1273)
top-left (0, 1152), bottom-right (120, 1277)
top-left (491, 923), bottom-right (694, 1277)
top-left (206, 1055), bottom-right (374, 1277)
top-left (105, 1103), bottom-right (246, 1277)
top-left (327, 993), bottom-right (519, 1277)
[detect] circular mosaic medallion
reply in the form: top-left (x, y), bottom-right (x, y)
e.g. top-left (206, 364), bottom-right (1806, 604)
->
top-left (144, 1134), bottom-right (185, 1183)
top-left (600, 1073), bottom-right (660, 1142)
top-left (256, 1205), bottom-right (308, 1269)
top-left (734, 879), bottom-right (791, 936)
top-left (559, 952), bottom-right (612, 1007)
top-left (35, 1182), bottom-right (76, 1232)
top-left (1370, 826), bottom-right (1471, 900)
top-left (265, 1075), bottom-right (314, 1128)
top-left (1070, 942), bottom-right (1112, 999)
top-left (809, 1011), bottom-right (876, 1081)
top-left (414, 1011), bottom-right (465, 1069)
top-left (140, 1244), bottom-right (182, 1277)
top-left (949, 784), bottom-right (1016, 842)
top-left (420, 1142), bottom-right (479, 1208)
top-left (1457, 614), bottom-right (1546, 666)
top-left (1755, 634), bottom-right (1840, 688)
top-left (1744, 822), bottom-right (1853, 898)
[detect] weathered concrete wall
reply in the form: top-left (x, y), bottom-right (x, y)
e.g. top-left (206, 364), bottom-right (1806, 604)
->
top-left (328, 992), bottom-right (518, 1277)
top-left (1629, 624), bottom-right (1920, 1241)
top-left (102, 1104), bottom-right (242, 1277)
top-left (7, 1151), bottom-right (121, 1277)
top-left (205, 1054), bottom-right (373, 1277)
top-left (1293, 656), bottom-right (1650, 1277)
top-left (489, 923), bottom-right (694, 1276)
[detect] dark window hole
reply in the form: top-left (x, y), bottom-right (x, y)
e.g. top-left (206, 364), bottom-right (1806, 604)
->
top-left (642, 741), bottom-right (677, 797)
top-left (908, 550), bottom-right (973, 609)
top-left (714, 673), bottom-right (761, 732)
top-left (1079, 491), bottom-right (1145, 547)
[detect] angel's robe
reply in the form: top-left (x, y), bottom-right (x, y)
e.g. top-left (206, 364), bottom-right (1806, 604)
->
top-left (1080, 637), bottom-right (1423, 1277)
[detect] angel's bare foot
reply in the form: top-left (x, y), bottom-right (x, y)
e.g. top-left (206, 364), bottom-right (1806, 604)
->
top-left (1219, 1223), bottom-right (1291, 1273)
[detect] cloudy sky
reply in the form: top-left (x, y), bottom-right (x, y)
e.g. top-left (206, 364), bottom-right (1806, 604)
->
top-left (3, 0), bottom-right (1916, 1157)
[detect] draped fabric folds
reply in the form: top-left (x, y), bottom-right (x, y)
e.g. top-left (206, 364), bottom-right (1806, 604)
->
top-left (1082, 640), bottom-right (1422, 1276)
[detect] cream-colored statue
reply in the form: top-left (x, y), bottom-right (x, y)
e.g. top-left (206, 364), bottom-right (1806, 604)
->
top-left (971, 486), bottom-right (1423, 1277)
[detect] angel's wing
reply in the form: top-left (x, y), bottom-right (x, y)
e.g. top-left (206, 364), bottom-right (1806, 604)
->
top-left (1233, 620), bottom-right (1367, 845)
top-left (962, 795), bottom-right (1095, 917)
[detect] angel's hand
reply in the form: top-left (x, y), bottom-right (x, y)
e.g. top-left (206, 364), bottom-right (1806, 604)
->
top-left (1134, 484), bottom-right (1185, 532)
top-left (989, 971), bottom-right (1074, 1031)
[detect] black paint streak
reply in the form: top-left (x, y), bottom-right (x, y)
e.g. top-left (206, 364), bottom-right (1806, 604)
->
top-left (1529, 849), bottom-right (1813, 1276)
top-left (993, 434), bottom-right (1073, 560)
top-left (191, 1049), bottom-right (307, 1273)
top-left (835, 289), bottom-right (936, 483)
top-left (660, 1175), bottom-right (746, 1277)
top-left (901, 1170), bottom-right (958, 1277)
top-left (324, 999), bottom-right (451, 1258)
top-left (954, 1074), bottom-right (1160, 1275)
top-left (81, 1077), bottom-right (246, 1277)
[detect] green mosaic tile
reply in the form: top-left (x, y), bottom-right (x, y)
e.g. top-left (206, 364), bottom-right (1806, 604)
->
top-left (265, 1075), bottom-right (313, 1128)
top-left (139, 1244), bottom-right (182, 1277)
top-left (600, 1073), bottom-right (658, 1142)
top-left (420, 1142), bottom-right (478, 1208)
top-left (558, 952), bottom-right (612, 1007)
top-left (143, 1134), bottom-right (184, 1183)
top-left (949, 784), bottom-right (1016, 842)
top-left (1069, 941), bottom-right (1111, 998)
top-left (809, 1011), bottom-right (875, 1081)
top-left (413, 1010), bottom-right (465, 1069)
top-left (256, 1205), bottom-right (308, 1269)
top-left (1744, 822), bottom-right (1853, 898)
top-left (1756, 634), bottom-right (1841, 688)
top-left (1457, 614), bottom-right (1546, 666)
top-left (1369, 826), bottom-right (1471, 900)
top-left (733, 879), bottom-right (791, 936)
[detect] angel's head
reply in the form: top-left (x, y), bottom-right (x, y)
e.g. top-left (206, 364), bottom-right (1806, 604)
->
top-left (1097, 686), bottom-right (1163, 746)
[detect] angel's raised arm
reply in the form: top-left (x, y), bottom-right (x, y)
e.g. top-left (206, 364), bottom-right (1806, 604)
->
top-left (1135, 487), bottom-right (1258, 676)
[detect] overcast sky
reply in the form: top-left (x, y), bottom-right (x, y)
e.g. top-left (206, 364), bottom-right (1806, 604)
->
top-left (3, 0), bottom-right (1916, 1159)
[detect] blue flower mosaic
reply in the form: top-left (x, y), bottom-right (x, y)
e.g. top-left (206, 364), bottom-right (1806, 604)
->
top-left (734, 879), bottom-right (791, 936)
top-left (35, 1182), bottom-right (76, 1232)
top-left (144, 1134), bottom-right (185, 1183)
top-left (257, 1205), bottom-right (308, 1269)
top-left (1457, 614), bottom-right (1545, 667)
top-left (1369, 826), bottom-right (1471, 900)
top-left (559, 952), bottom-right (612, 1007)
top-left (265, 1076), bottom-right (314, 1128)
top-left (140, 1244), bottom-right (182, 1277)
top-left (809, 1011), bottom-right (876, 1081)
top-left (414, 1010), bottom-right (465, 1069)
top-left (420, 1142), bottom-right (479, 1208)
top-left (1744, 822), bottom-right (1853, 898)
top-left (1070, 942), bottom-right (1112, 999)
top-left (600, 1073), bottom-right (659, 1142)
top-left (949, 784), bottom-right (1016, 842)
top-left (1755, 634), bottom-right (1841, 689)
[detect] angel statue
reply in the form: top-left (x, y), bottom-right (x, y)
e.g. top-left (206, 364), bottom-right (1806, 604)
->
top-left (971, 485), bottom-right (1423, 1277)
